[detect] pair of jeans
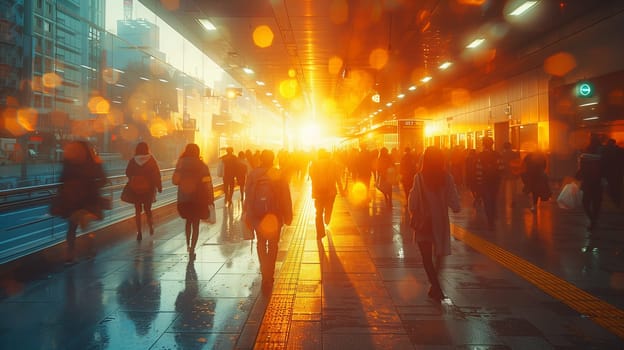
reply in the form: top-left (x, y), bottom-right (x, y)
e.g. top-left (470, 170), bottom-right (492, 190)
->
top-left (314, 195), bottom-right (336, 237)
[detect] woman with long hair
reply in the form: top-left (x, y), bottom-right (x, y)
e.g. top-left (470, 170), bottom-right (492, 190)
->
top-left (173, 144), bottom-right (214, 260)
top-left (408, 146), bottom-right (461, 301)
top-left (124, 142), bottom-right (162, 241)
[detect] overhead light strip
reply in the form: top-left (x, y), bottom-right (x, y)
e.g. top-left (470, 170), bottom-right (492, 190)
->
top-left (509, 1), bottom-right (538, 16)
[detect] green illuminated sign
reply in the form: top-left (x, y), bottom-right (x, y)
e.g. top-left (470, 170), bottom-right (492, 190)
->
top-left (576, 81), bottom-right (594, 97)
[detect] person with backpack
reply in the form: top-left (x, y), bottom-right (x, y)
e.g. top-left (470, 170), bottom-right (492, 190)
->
top-left (124, 142), bottom-right (163, 241)
top-left (475, 137), bottom-right (504, 229)
top-left (309, 148), bottom-right (343, 240)
top-left (173, 144), bottom-right (215, 260)
top-left (243, 149), bottom-right (293, 294)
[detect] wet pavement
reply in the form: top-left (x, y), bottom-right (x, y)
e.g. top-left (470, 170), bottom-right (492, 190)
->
top-left (0, 178), bottom-right (623, 349)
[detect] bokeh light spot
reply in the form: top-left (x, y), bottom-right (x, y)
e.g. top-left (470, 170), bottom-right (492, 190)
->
top-left (42, 72), bottom-right (62, 88)
top-left (369, 48), bottom-right (389, 70)
top-left (348, 182), bottom-right (368, 205)
top-left (258, 214), bottom-right (279, 238)
top-left (253, 25), bottom-right (274, 48)
top-left (544, 52), bottom-right (577, 77)
top-left (279, 79), bottom-right (298, 99)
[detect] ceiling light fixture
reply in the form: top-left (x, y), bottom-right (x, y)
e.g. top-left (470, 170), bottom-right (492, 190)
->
top-left (197, 19), bottom-right (216, 31)
top-left (421, 76), bottom-right (432, 83)
top-left (256, 81), bottom-right (265, 86)
top-left (439, 62), bottom-right (452, 70)
top-left (466, 38), bottom-right (485, 48)
top-left (243, 67), bottom-right (254, 75)
top-left (509, 1), bottom-right (538, 16)
top-left (408, 86), bottom-right (417, 91)
top-left (397, 94), bottom-right (405, 99)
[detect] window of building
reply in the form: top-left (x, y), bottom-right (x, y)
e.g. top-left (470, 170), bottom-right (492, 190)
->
top-left (43, 96), bottom-right (52, 108)
top-left (36, 0), bottom-right (42, 10)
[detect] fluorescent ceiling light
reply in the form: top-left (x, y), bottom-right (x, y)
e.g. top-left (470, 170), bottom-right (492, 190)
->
top-left (408, 85), bottom-right (417, 91)
top-left (265, 92), bottom-right (272, 96)
top-left (582, 116), bottom-right (600, 121)
top-left (421, 76), bottom-right (432, 83)
top-left (397, 94), bottom-right (405, 99)
top-left (466, 38), bottom-right (485, 48)
top-left (579, 102), bottom-right (598, 107)
top-left (386, 102), bottom-right (393, 107)
top-left (256, 81), bottom-right (265, 86)
top-left (243, 67), bottom-right (254, 74)
top-left (509, 1), bottom-right (538, 16)
top-left (439, 62), bottom-right (452, 70)
top-left (198, 19), bottom-right (216, 31)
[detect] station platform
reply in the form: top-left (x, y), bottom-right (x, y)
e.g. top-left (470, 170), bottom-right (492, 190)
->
top-left (0, 177), bottom-right (623, 349)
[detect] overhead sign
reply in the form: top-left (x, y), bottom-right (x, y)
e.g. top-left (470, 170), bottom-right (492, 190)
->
top-left (576, 81), bottom-right (594, 97)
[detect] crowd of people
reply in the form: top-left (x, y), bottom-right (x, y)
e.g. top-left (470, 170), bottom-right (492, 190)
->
top-left (50, 133), bottom-right (623, 297)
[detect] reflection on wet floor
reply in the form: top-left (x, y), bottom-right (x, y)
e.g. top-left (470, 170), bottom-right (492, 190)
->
top-left (0, 181), bottom-right (623, 349)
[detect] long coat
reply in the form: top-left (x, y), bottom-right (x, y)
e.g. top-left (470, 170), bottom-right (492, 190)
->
top-left (173, 156), bottom-right (214, 220)
top-left (408, 172), bottom-right (460, 256)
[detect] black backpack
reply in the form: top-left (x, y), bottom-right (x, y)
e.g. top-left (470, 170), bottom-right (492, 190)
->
top-left (252, 171), bottom-right (277, 218)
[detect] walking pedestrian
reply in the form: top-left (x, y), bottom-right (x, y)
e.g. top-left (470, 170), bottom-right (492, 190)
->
top-left (236, 150), bottom-right (251, 203)
top-left (408, 146), bottom-right (461, 301)
top-left (376, 147), bottom-right (396, 207)
top-left (172, 144), bottom-right (215, 260)
top-left (521, 148), bottom-right (551, 213)
top-left (218, 147), bottom-right (238, 207)
top-left (475, 137), bottom-right (504, 229)
top-left (576, 134), bottom-right (604, 231)
top-left (124, 142), bottom-right (162, 241)
top-left (400, 147), bottom-right (418, 204)
top-left (244, 150), bottom-right (293, 294)
top-left (52, 140), bottom-right (108, 264)
top-left (500, 142), bottom-right (521, 207)
top-left (309, 149), bottom-right (343, 240)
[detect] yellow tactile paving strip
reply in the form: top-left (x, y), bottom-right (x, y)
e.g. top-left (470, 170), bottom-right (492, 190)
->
top-left (451, 224), bottom-right (624, 339)
top-left (254, 195), bottom-right (314, 349)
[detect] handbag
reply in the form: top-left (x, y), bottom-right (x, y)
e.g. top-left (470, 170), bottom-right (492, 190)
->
top-left (120, 183), bottom-right (135, 203)
top-left (557, 182), bottom-right (582, 209)
top-left (207, 204), bottom-right (216, 224)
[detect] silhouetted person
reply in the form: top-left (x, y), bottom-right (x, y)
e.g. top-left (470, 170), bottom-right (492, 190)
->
top-left (408, 146), bottom-right (460, 301)
top-left (475, 137), bottom-right (504, 229)
top-left (500, 141), bottom-right (521, 207)
top-left (602, 138), bottom-right (623, 207)
top-left (244, 150), bottom-right (293, 294)
top-left (173, 144), bottom-right (215, 260)
top-left (218, 146), bottom-right (238, 207)
top-left (309, 149), bottom-right (343, 240)
top-left (576, 134), bottom-right (604, 231)
top-left (376, 147), bottom-right (395, 207)
top-left (465, 149), bottom-right (480, 207)
top-left (400, 147), bottom-right (418, 203)
top-left (52, 140), bottom-right (107, 263)
top-left (124, 142), bottom-right (162, 241)
top-left (521, 149), bottom-right (551, 213)
top-left (236, 150), bottom-right (251, 203)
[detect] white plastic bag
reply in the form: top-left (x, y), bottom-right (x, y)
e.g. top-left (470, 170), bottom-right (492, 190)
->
top-left (207, 204), bottom-right (216, 224)
top-left (557, 182), bottom-right (582, 209)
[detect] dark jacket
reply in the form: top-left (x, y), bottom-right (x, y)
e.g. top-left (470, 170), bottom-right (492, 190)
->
top-left (125, 154), bottom-right (162, 204)
top-left (54, 148), bottom-right (107, 219)
top-left (244, 167), bottom-right (293, 229)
